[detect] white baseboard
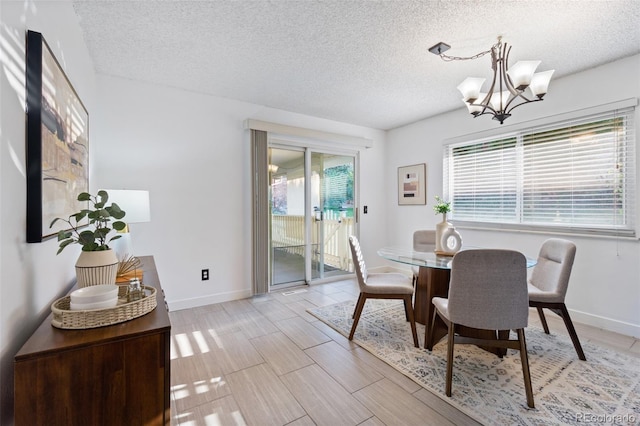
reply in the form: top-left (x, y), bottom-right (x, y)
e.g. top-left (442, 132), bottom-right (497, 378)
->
top-left (568, 308), bottom-right (640, 339)
top-left (369, 265), bottom-right (412, 277)
top-left (168, 288), bottom-right (252, 311)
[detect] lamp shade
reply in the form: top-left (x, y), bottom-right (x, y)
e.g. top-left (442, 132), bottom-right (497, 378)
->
top-left (102, 190), bottom-right (151, 224)
top-left (506, 60), bottom-right (540, 90)
top-left (489, 91), bottom-right (510, 111)
top-left (529, 70), bottom-right (555, 98)
top-left (464, 98), bottom-right (484, 115)
top-left (457, 77), bottom-right (485, 103)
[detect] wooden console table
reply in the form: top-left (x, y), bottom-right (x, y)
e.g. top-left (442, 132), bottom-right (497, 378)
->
top-left (14, 256), bottom-right (171, 425)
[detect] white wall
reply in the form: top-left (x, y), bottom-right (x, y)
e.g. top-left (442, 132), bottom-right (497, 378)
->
top-left (0, 1), bottom-right (97, 422)
top-left (386, 55), bottom-right (640, 338)
top-left (2, 2), bottom-right (637, 423)
top-left (0, 3), bottom-right (387, 421)
top-left (92, 75), bottom-right (387, 310)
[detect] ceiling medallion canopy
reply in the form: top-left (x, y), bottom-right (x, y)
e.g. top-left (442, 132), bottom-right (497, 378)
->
top-left (430, 37), bottom-right (554, 124)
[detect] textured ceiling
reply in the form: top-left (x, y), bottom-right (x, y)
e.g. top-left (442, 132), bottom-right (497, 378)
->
top-left (72, 0), bottom-right (640, 130)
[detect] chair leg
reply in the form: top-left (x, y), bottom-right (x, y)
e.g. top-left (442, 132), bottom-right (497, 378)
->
top-left (536, 307), bottom-right (550, 334)
top-left (404, 295), bottom-right (419, 348)
top-left (352, 293), bottom-right (364, 319)
top-left (445, 321), bottom-right (455, 397)
top-left (403, 297), bottom-right (410, 321)
top-left (516, 329), bottom-right (535, 409)
top-left (558, 304), bottom-right (587, 361)
top-left (426, 303), bottom-right (438, 351)
top-left (349, 294), bottom-right (366, 340)
top-left (496, 330), bottom-right (510, 358)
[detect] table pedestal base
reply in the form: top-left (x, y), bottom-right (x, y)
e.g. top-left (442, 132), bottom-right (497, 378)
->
top-left (415, 265), bottom-right (507, 356)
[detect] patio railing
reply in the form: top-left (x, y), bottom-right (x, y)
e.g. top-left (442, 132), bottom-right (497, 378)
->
top-left (271, 212), bottom-right (355, 272)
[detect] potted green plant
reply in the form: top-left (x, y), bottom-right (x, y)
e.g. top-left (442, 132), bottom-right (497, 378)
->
top-left (50, 190), bottom-right (127, 287)
top-left (432, 195), bottom-right (451, 219)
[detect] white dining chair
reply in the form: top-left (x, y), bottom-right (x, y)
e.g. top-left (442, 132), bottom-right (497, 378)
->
top-left (412, 230), bottom-right (436, 286)
top-left (430, 249), bottom-right (534, 408)
top-left (528, 238), bottom-right (586, 360)
top-left (348, 236), bottom-right (419, 347)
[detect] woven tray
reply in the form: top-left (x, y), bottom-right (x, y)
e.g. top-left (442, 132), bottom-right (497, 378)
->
top-left (51, 285), bottom-right (157, 329)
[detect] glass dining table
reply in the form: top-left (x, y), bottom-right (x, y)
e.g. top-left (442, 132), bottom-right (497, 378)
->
top-left (377, 246), bottom-right (537, 351)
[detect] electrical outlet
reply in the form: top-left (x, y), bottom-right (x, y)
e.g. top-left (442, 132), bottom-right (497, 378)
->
top-left (201, 269), bottom-right (209, 280)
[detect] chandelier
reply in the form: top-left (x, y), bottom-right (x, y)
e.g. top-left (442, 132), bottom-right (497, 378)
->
top-left (429, 37), bottom-right (554, 124)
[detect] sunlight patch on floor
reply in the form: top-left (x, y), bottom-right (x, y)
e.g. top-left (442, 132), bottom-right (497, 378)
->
top-left (173, 333), bottom-right (194, 357)
top-left (172, 377), bottom-right (226, 400)
top-left (192, 330), bottom-right (210, 353)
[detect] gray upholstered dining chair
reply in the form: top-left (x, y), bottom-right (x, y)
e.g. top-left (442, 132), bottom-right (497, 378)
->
top-left (412, 230), bottom-right (436, 286)
top-left (528, 238), bottom-right (586, 361)
top-left (348, 236), bottom-right (419, 348)
top-left (430, 249), bottom-right (534, 408)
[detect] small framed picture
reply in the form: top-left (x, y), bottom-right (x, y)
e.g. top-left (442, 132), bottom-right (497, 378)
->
top-left (398, 163), bottom-right (426, 205)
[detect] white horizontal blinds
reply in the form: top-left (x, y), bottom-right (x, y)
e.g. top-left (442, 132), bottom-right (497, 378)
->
top-left (444, 106), bottom-right (636, 236)
top-left (522, 108), bottom-right (635, 234)
top-left (446, 137), bottom-right (518, 222)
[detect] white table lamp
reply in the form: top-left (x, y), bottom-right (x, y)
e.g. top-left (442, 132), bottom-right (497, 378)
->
top-left (102, 189), bottom-right (151, 258)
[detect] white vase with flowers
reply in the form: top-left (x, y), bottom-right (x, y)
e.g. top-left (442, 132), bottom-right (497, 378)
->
top-left (433, 195), bottom-right (462, 255)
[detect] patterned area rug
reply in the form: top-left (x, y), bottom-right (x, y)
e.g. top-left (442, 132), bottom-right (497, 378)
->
top-left (308, 300), bottom-right (640, 425)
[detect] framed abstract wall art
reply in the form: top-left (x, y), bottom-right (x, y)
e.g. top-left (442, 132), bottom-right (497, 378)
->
top-left (26, 30), bottom-right (89, 242)
top-left (398, 163), bottom-right (426, 205)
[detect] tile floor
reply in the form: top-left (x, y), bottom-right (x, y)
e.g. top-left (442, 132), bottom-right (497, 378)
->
top-left (168, 278), bottom-right (640, 425)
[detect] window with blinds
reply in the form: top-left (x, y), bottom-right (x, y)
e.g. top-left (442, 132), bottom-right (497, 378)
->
top-left (443, 107), bottom-right (636, 237)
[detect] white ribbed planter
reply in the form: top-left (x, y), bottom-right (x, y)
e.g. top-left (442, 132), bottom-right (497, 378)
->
top-left (75, 249), bottom-right (119, 287)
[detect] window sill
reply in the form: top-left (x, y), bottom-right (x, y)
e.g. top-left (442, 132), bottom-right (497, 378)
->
top-left (451, 221), bottom-right (638, 241)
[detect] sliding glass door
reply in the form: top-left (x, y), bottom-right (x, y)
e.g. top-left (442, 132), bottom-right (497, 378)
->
top-left (269, 146), bottom-right (356, 288)
top-left (269, 148), bottom-right (306, 285)
top-left (310, 152), bottom-right (355, 280)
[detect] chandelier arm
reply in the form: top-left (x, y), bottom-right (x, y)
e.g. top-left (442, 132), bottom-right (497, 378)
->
top-left (504, 97), bottom-right (543, 115)
top-left (483, 78), bottom-right (497, 105)
top-left (479, 47), bottom-right (500, 107)
top-left (514, 92), bottom-right (536, 102)
top-left (498, 44), bottom-right (507, 111)
top-left (503, 90), bottom-right (537, 112)
top-left (477, 93), bottom-right (493, 108)
top-left (472, 107), bottom-right (508, 124)
top-left (502, 44), bottom-right (519, 94)
top-left (474, 106), bottom-right (499, 117)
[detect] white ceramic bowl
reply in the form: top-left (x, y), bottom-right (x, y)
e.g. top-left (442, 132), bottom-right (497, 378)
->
top-left (70, 284), bottom-right (119, 304)
top-left (70, 297), bottom-right (118, 311)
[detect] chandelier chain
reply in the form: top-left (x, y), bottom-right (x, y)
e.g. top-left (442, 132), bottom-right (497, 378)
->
top-left (437, 40), bottom-right (502, 62)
